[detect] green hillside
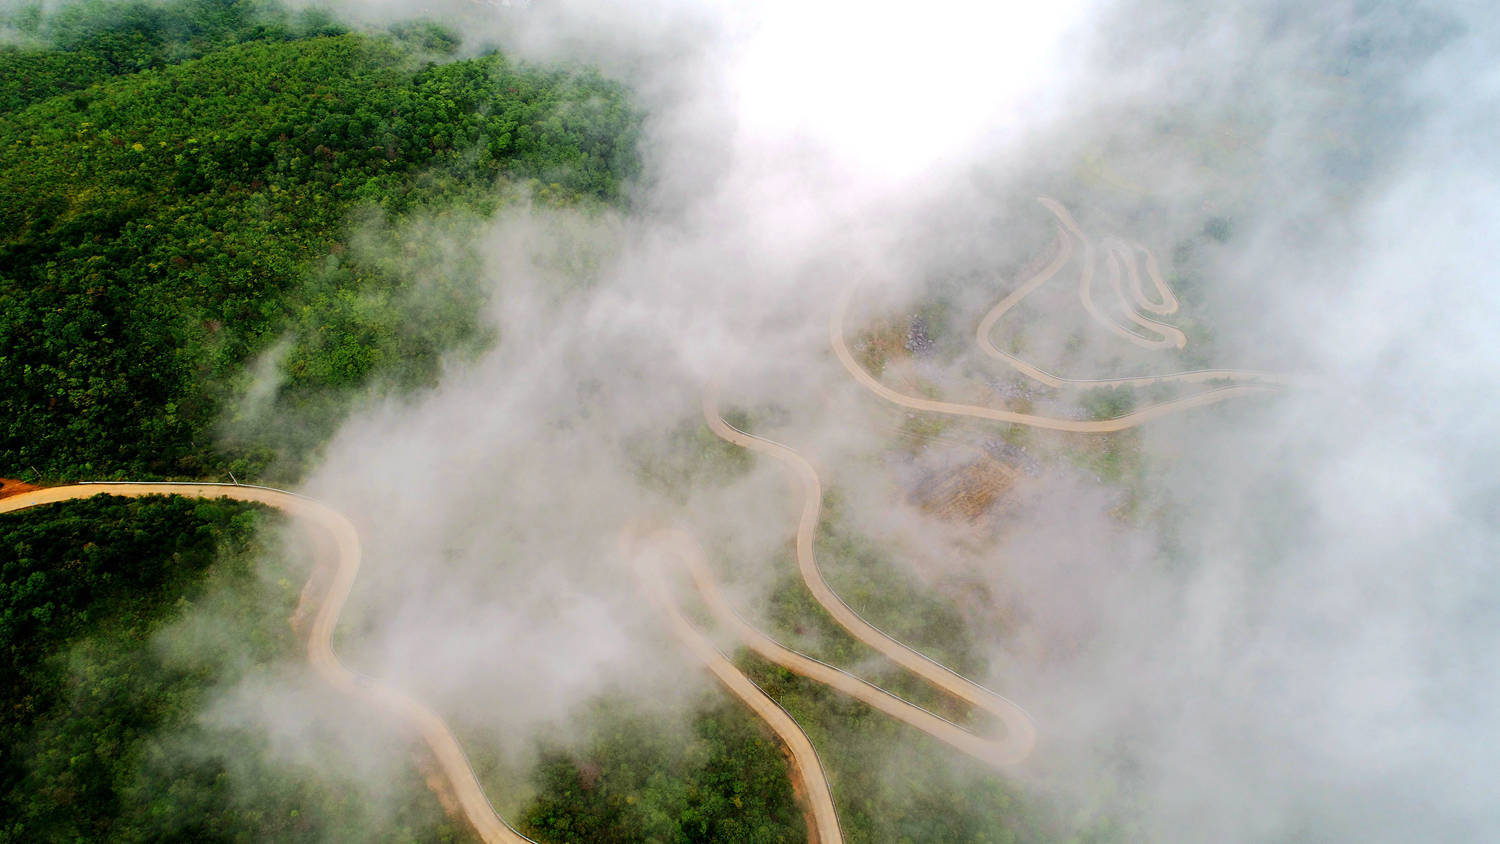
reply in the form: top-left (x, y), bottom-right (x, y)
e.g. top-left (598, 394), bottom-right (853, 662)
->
top-left (1, 11), bottom-right (637, 481)
top-left (0, 3), bottom-right (682, 842)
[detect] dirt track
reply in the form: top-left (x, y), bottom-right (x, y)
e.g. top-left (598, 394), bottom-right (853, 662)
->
top-left (1061, 199), bottom-right (1186, 351)
top-left (834, 286), bottom-right (1275, 431)
top-left (627, 527), bottom-right (843, 844)
top-left (675, 515), bottom-right (1032, 766)
top-left (974, 198), bottom-right (1294, 389)
top-left (0, 483), bottom-right (529, 844)
top-left (618, 392), bottom-right (1038, 844)
top-left (703, 394), bottom-right (1037, 757)
top-left (1104, 237), bottom-right (1177, 315)
top-left (3, 482), bottom-right (851, 844)
top-left (734, 195), bottom-right (1294, 837)
top-left (834, 197), bottom-right (1289, 430)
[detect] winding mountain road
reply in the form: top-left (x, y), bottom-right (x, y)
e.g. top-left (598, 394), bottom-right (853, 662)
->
top-left (670, 508), bottom-right (1033, 767)
top-left (835, 286), bottom-right (1275, 431)
top-left (1104, 236), bottom-right (1177, 316)
top-left (973, 198), bottom-right (1293, 389)
top-left (1076, 214), bottom-right (1186, 351)
top-left (6, 193), bottom-right (1293, 844)
top-left (626, 527), bottom-right (843, 844)
top-left (834, 197), bottom-right (1289, 430)
top-left (703, 393), bottom-right (1036, 759)
top-left (4, 483), bottom-right (855, 843)
top-left (0, 483), bottom-right (530, 844)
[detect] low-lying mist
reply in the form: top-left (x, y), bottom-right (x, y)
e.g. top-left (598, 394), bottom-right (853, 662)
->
top-left (184, 0), bottom-right (1500, 839)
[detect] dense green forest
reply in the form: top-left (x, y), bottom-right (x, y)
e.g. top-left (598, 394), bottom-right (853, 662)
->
top-left (1, 0), bottom-right (638, 482)
top-left (0, 0), bottom-right (348, 113)
top-left (0, 1), bottom-right (633, 841)
top-left (518, 698), bottom-right (803, 842)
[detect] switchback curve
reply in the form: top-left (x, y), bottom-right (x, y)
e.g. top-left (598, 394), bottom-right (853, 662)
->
top-left (1103, 237), bottom-right (1177, 316)
top-left (974, 198), bottom-right (1293, 389)
top-left (626, 527), bottom-right (844, 844)
top-left (834, 282), bottom-right (1275, 432)
top-left (703, 394), bottom-right (1038, 761)
top-left (674, 522), bottom-right (1032, 766)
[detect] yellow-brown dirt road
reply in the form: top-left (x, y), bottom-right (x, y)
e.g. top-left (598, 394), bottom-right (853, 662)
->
top-left (4, 483), bottom-right (854, 844)
top-left (973, 198), bottom-right (1294, 390)
top-left (626, 527), bottom-right (844, 844)
top-left (674, 522), bottom-right (1033, 766)
top-left (703, 395), bottom-right (1037, 760)
top-left (0, 483), bottom-right (531, 844)
top-left (834, 283), bottom-right (1276, 431)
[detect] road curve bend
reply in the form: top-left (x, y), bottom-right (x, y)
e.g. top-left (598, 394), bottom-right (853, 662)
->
top-left (1040, 196), bottom-right (1182, 350)
top-left (974, 198), bottom-right (1293, 390)
top-left (1104, 237), bottom-right (1177, 316)
top-left (703, 394), bottom-right (1038, 761)
top-left (833, 283), bottom-right (1275, 432)
top-left (626, 526), bottom-right (844, 844)
top-left (1089, 240), bottom-right (1186, 350)
top-left (676, 525), bottom-right (1032, 766)
top-left (0, 483), bottom-right (529, 844)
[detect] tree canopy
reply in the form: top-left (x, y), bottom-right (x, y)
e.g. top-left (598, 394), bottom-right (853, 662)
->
top-left (1, 2), bottom-right (639, 482)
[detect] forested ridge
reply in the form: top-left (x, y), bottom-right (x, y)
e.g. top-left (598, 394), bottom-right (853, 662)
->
top-left (1, 0), bottom-right (638, 482)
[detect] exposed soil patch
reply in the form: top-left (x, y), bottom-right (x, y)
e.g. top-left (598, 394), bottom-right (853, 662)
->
top-left (0, 478), bottom-right (41, 500)
top-left (912, 459), bottom-right (1018, 522)
top-left (415, 749), bottom-right (464, 820)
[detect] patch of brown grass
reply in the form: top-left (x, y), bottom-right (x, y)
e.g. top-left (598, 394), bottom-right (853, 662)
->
top-left (914, 459), bottom-right (1018, 522)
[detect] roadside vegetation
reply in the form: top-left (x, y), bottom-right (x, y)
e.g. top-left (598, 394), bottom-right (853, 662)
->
top-left (1079, 386), bottom-right (1137, 421)
top-left (630, 418), bottom-right (755, 502)
top-left (740, 651), bottom-right (1050, 844)
top-left (519, 697), bottom-right (804, 843)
